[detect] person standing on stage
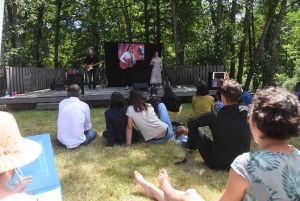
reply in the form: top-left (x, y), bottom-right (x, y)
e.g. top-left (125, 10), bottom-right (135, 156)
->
top-left (83, 49), bottom-right (99, 90)
top-left (120, 46), bottom-right (136, 90)
top-left (150, 51), bottom-right (163, 89)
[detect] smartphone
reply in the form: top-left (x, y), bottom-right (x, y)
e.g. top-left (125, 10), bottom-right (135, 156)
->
top-left (212, 72), bottom-right (226, 79)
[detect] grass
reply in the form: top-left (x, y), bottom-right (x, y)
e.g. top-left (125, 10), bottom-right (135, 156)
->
top-left (9, 104), bottom-right (300, 201)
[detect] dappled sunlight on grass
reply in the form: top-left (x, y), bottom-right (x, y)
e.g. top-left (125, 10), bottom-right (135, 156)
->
top-left (8, 103), bottom-right (300, 201)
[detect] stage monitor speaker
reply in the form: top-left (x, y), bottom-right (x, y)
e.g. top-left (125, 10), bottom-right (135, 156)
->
top-left (50, 83), bottom-right (65, 91)
top-left (69, 74), bottom-right (84, 95)
top-left (133, 83), bottom-right (148, 91)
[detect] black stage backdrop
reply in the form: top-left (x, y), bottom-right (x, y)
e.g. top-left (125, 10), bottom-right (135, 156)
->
top-left (104, 42), bottom-right (163, 87)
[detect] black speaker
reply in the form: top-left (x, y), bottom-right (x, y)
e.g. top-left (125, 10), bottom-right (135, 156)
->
top-left (133, 83), bottom-right (148, 91)
top-left (69, 74), bottom-right (84, 95)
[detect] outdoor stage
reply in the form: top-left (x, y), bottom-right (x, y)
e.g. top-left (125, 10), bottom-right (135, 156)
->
top-left (0, 86), bottom-right (217, 110)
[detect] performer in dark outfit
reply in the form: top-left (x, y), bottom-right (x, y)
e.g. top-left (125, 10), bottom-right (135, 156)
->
top-left (83, 49), bottom-right (99, 90)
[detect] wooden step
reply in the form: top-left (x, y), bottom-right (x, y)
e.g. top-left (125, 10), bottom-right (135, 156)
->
top-left (36, 103), bottom-right (59, 110)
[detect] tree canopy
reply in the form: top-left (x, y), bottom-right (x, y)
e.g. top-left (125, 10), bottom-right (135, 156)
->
top-left (2, 0), bottom-right (300, 90)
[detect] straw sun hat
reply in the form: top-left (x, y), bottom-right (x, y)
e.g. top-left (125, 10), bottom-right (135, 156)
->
top-left (0, 112), bottom-right (42, 174)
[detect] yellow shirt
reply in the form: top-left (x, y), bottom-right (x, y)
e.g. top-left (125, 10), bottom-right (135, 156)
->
top-left (190, 95), bottom-right (214, 118)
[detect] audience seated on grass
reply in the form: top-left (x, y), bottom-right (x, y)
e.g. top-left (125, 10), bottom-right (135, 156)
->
top-left (57, 84), bottom-right (97, 148)
top-left (132, 87), bottom-right (300, 201)
top-left (0, 112), bottom-right (42, 201)
top-left (103, 92), bottom-right (140, 147)
top-left (125, 90), bottom-right (173, 148)
top-left (184, 75), bottom-right (251, 171)
top-left (213, 89), bottom-right (224, 112)
top-left (161, 86), bottom-right (182, 114)
top-left (146, 87), bottom-right (161, 114)
top-left (241, 86), bottom-right (253, 108)
top-left (190, 81), bottom-right (214, 118)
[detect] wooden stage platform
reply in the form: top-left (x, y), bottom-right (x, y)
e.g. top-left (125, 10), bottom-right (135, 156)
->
top-left (0, 86), bottom-right (217, 110)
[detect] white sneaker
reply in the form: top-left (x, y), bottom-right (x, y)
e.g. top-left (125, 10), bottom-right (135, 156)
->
top-left (126, 86), bottom-right (129, 90)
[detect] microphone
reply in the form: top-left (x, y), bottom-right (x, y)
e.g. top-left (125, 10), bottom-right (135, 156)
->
top-left (137, 46), bottom-right (144, 59)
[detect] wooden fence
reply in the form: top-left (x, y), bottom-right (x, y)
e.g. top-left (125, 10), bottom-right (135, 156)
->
top-left (5, 67), bottom-right (67, 94)
top-left (163, 65), bottom-right (225, 86)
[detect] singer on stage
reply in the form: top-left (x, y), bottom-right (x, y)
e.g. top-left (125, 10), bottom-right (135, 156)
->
top-left (120, 46), bottom-right (136, 90)
top-left (150, 51), bottom-right (162, 89)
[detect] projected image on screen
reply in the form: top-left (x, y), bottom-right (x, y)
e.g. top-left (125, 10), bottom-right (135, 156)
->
top-left (118, 43), bottom-right (145, 69)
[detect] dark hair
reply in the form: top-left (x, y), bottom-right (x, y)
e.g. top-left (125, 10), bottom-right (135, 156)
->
top-left (153, 51), bottom-right (158, 58)
top-left (221, 79), bottom-right (242, 103)
top-left (128, 90), bottom-right (148, 112)
top-left (249, 87), bottom-right (300, 140)
top-left (150, 87), bottom-right (157, 96)
top-left (127, 46), bottom-right (133, 51)
top-left (163, 86), bottom-right (179, 101)
top-left (110, 92), bottom-right (124, 108)
top-left (215, 89), bottom-right (222, 102)
top-left (196, 81), bottom-right (209, 96)
top-left (67, 84), bottom-right (81, 97)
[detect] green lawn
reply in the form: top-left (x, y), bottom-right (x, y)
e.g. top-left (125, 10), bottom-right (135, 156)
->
top-left (9, 104), bottom-right (300, 201)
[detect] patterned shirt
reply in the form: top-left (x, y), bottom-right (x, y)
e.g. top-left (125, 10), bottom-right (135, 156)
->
top-left (231, 147), bottom-right (300, 201)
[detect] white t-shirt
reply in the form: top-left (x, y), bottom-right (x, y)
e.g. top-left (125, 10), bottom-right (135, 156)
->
top-left (120, 52), bottom-right (135, 65)
top-left (57, 97), bottom-right (92, 148)
top-left (126, 104), bottom-right (167, 141)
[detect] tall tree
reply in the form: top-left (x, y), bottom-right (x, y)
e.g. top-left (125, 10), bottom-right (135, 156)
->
top-left (155, 0), bottom-right (160, 43)
top-left (237, 0), bottom-right (252, 83)
top-left (54, 0), bottom-right (62, 68)
top-left (144, 0), bottom-right (149, 43)
top-left (171, 0), bottom-right (180, 65)
top-left (229, 0), bottom-right (237, 79)
top-left (179, 0), bottom-right (187, 65)
top-left (244, 0), bottom-right (280, 89)
top-left (268, 0), bottom-right (288, 83)
top-left (123, 0), bottom-right (132, 42)
top-left (34, 4), bottom-right (45, 68)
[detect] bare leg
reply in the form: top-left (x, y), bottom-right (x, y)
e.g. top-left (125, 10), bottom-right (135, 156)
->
top-left (158, 169), bottom-right (205, 201)
top-left (134, 171), bottom-right (168, 201)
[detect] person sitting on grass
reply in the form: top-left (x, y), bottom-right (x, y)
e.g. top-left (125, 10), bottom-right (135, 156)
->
top-left (146, 87), bottom-right (161, 114)
top-left (161, 86), bottom-right (182, 113)
top-left (103, 92), bottom-right (140, 147)
top-left (190, 81), bottom-right (214, 118)
top-left (132, 87), bottom-right (300, 201)
top-left (125, 90), bottom-right (173, 149)
top-left (0, 112), bottom-right (42, 200)
top-left (184, 75), bottom-right (251, 171)
top-left (57, 84), bottom-right (97, 148)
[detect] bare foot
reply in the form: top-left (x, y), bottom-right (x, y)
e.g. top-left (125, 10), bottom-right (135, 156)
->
top-left (134, 171), bottom-right (155, 198)
top-left (158, 169), bottom-right (171, 192)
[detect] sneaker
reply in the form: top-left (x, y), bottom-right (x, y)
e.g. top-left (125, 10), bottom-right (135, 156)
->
top-left (159, 86), bottom-right (163, 89)
top-left (125, 86), bottom-right (129, 90)
top-left (181, 142), bottom-right (193, 154)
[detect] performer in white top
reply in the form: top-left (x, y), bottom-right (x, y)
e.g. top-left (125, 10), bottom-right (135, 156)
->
top-left (120, 46), bottom-right (136, 90)
top-left (57, 84), bottom-right (97, 148)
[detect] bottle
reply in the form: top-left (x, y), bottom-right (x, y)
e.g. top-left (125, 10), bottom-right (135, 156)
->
top-left (11, 92), bottom-right (15, 96)
top-left (5, 90), bottom-right (8, 96)
top-left (14, 91), bottom-right (17, 96)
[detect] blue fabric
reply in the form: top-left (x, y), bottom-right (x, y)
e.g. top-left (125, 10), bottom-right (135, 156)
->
top-left (214, 101), bottom-right (224, 112)
top-left (151, 103), bottom-right (174, 144)
top-left (241, 91), bottom-right (253, 105)
top-left (82, 128), bottom-right (97, 145)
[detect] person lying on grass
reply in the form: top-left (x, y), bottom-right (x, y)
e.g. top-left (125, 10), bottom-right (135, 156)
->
top-left (125, 90), bottom-right (173, 149)
top-left (132, 87), bottom-right (300, 201)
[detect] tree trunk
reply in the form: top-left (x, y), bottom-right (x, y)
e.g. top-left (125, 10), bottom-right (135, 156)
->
top-left (54, 0), bottom-right (62, 68)
top-left (144, 0), bottom-right (149, 43)
top-left (123, 0), bottom-right (132, 42)
top-left (229, 0), bottom-right (237, 79)
top-left (171, 0), bottom-right (180, 65)
top-left (268, 0), bottom-right (287, 83)
top-left (34, 4), bottom-right (45, 68)
top-left (179, 0), bottom-right (186, 65)
top-left (7, 2), bottom-right (20, 66)
top-left (244, 0), bottom-right (280, 89)
top-left (237, 0), bottom-right (251, 83)
top-left (156, 0), bottom-right (161, 43)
